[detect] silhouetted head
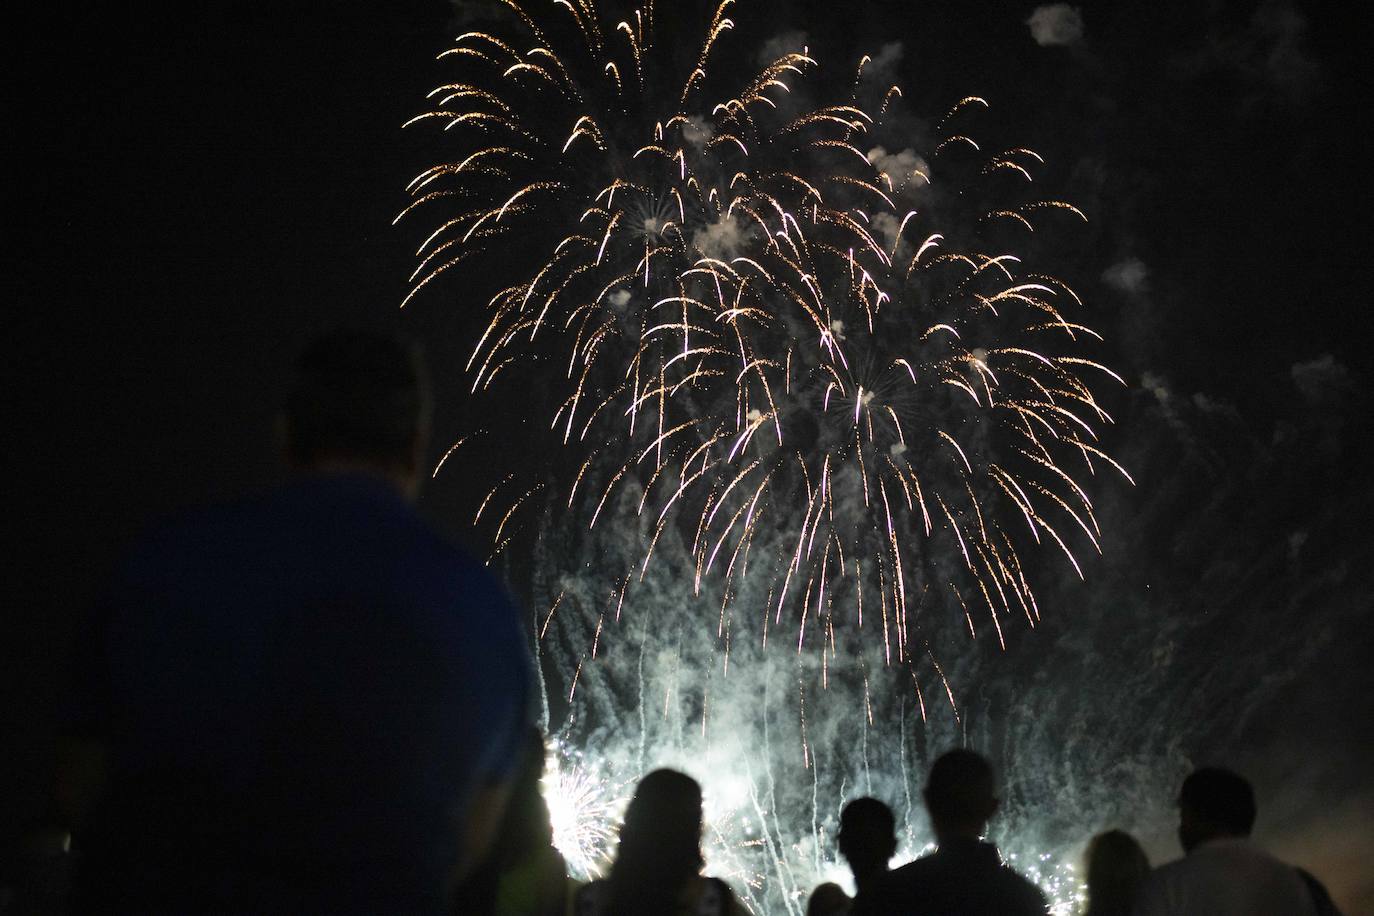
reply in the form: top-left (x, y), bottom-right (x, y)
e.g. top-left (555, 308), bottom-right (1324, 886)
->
top-left (838, 797), bottom-right (897, 879)
top-left (1176, 767), bottom-right (1256, 852)
top-left (1084, 830), bottom-right (1150, 916)
top-left (923, 749), bottom-right (998, 842)
top-left (606, 769), bottom-right (704, 915)
top-left (282, 329), bottom-right (430, 497)
top-left (806, 881), bottom-right (850, 916)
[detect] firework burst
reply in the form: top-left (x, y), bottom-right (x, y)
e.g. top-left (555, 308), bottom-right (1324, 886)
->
top-left (402, 0), bottom-right (1127, 696)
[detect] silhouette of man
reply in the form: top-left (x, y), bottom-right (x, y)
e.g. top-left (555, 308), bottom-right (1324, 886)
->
top-left (1134, 767), bottom-right (1324, 916)
top-left (855, 749), bottom-right (1047, 916)
top-left (839, 798), bottom-right (897, 905)
top-left (57, 331), bottom-right (534, 915)
top-left (807, 797), bottom-right (897, 916)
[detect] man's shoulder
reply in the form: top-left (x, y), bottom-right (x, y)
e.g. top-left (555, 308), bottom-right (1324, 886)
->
top-left (879, 853), bottom-right (944, 904)
top-left (876, 852), bottom-right (1047, 915)
top-left (123, 480), bottom-right (499, 606)
top-left (121, 483), bottom-right (318, 560)
top-left (1159, 837), bottom-right (1285, 879)
top-left (270, 475), bottom-right (481, 579)
top-left (1144, 853), bottom-right (1194, 883)
top-left (998, 864), bottom-right (1049, 911)
top-left (889, 851), bottom-right (939, 880)
top-left (1133, 846), bottom-right (1247, 907)
top-left (112, 494), bottom-right (266, 584)
top-left (1136, 842), bottom-right (1320, 916)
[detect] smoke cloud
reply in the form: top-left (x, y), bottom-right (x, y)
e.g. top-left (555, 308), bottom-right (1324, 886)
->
top-left (691, 217), bottom-right (750, 259)
top-left (1026, 4), bottom-right (1085, 47)
top-left (757, 29), bottom-right (809, 67)
top-left (1290, 353), bottom-right (1351, 402)
top-left (1170, 0), bottom-right (1321, 103)
top-left (866, 146), bottom-right (928, 194)
top-left (863, 41), bottom-right (904, 82)
top-left (1102, 257), bottom-right (1149, 295)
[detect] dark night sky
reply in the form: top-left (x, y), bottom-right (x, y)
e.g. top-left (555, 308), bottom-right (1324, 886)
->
top-left (7, 0), bottom-right (1372, 909)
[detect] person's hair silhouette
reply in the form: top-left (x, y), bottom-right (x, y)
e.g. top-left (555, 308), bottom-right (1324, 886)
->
top-left (605, 769), bottom-right (706, 914)
top-left (1084, 829), bottom-right (1150, 916)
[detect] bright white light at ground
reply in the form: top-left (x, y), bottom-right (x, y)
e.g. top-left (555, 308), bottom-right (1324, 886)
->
top-left (541, 744), bottom-right (1086, 913)
top-left (542, 743), bottom-right (625, 880)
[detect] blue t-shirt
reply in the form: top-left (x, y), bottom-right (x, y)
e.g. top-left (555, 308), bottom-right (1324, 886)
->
top-left (67, 473), bottom-right (533, 914)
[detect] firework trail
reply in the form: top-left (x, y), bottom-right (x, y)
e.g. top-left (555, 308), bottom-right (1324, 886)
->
top-left (402, 1), bottom-right (1126, 911)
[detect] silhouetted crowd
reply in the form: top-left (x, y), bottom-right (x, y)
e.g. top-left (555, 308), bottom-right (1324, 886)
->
top-left (801, 758), bottom-right (1342, 916)
top-left (1, 333), bottom-right (1344, 915)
